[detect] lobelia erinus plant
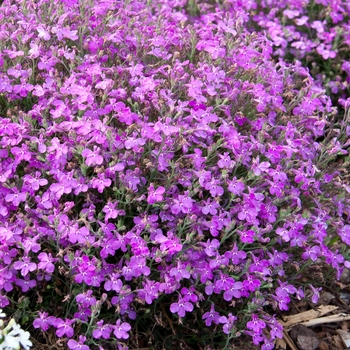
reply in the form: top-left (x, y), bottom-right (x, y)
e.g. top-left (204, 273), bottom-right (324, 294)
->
top-left (0, 0), bottom-right (349, 349)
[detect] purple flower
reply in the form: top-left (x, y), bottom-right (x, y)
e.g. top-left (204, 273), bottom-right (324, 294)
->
top-left (201, 199), bottom-right (220, 215)
top-left (93, 320), bottom-right (112, 339)
top-left (124, 136), bottom-right (146, 151)
top-left (185, 76), bottom-right (204, 100)
top-left (128, 256), bottom-right (150, 278)
top-left (239, 229), bottom-right (255, 244)
top-left (231, 242), bottom-right (247, 264)
top-left (339, 225), bottom-right (350, 245)
top-left (188, 148), bottom-right (206, 168)
top-left (13, 78), bottom-right (34, 97)
top-left (201, 238), bottom-right (220, 257)
top-left (169, 261), bottom-right (191, 282)
top-left (151, 151), bottom-right (174, 172)
top-left (76, 290), bottom-right (97, 308)
top-left (223, 281), bottom-right (243, 301)
top-left (268, 165), bottom-right (287, 182)
top-left (0, 265), bottom-right (13, 291)
top-left (50, 182), bottom-right (72, 200)
top-left (47, 137), bottom-right (68, 163)
top-left (195, 170), bottom-right (212, 187)
top-left (261, 339), bottom-right (275, 350)
top-left (5, 188), bottom-right (26, 206)
top-left (14, 276), bottom-right (37, 292)
top-left (247, 314), bottom-right (266, 333)
top-left (111, 289), bottom-right (136, 319)
top-left (23, 172), bottom-right (48, 191)
top-left (74, 258), bottom-right (96, 285)
top-left (251, 157), bottom-right (270, 176)
top-left (295, 287), bottom-right (305, 300)
top-left (147, 183), bottom-right (165, 204)
top-left (122, 170), bottom-right (142, 192)
top-left (52, 26), bottom-right (78, 41)
top-left (268, 180), bottom-right (284, 197)
top-left (205, 178), bottom-right (224, 197)
top-left (104, 274), bottom-right (123, 293)
top-left (13, 257), bottom-right (37, 277)
top-left (138, 279), bottom-right (160, 305)
top-left (215, 273), bottom-right (236, 292)
top-left (37, 252), bottom-right (57, 274)
top-left (102, 201), bottom-right (123, 221)
top-left (272, 293), bottom-right (290, 311)
top-left (74, 308), bottom-right (91, 322)
top-left (113, 320), bottom-right (131, 339)
top-left (68, 226), bottom-right (94, 245)
top-left (243, 274), bottom-right (261, 292)
top-left (203, 218), bottom-right (220, 237)
top-left (121, 265), bottom-right (133, 281)
top-left (52, 318), bottom-right (75, 338)
top-left (0, 294), bottom-right (9, 308)
top-left (217, 152), bottom-right (233, 169)
top-left (171, 194), bottom-right (193, 215)
top-left (37, 26), bottom-right (51, 40)
top-left (100, 239), bottom-right (122, 259)
top-left (159, 275), bottom-right (179, 294)
top-left (181, 286), bottom-right (198, 303)
top-left (209, 253), bottom-right (229, 270)
top-left (82, 146), bottom-right (103, 166)
top-left (170, 297), bottom-right (193, 317)
top-left (67, 336), bottom-right (89, 350)
top-left (276, 225), bottom-right (291, 242)
top-left (267, 317), bottom-right (284, 340)
top-left (154, 118), bottom-right (179, 136)
top-left (275, 281), bottom-right (297, 297)
top-left (74, 178), bottom-right (89, 195)
top-left (309, 285), bottom-right (322, 304)
top-left (227, 177), bottom-right (245, 196)
top-left (260, 203), bottom-right (278, 223)
top-left (249, 255), bottom-right (270, 275)
top-left (196, 262), bottom-right (214, 284)
top-left (202, 304), bottom-right (220, 326)
top-left (156, 235), bottom-right (182, 255)
top-left (33, 312), bottom-right (50, 331)
top-left (219, 313), bottom-right (237, 334)
top-left (36, 192), bottom-right (53, 209)
top-left (302, 245), bottom-right (321, 261)
top-left (91, 173), bottom-right (112, 193)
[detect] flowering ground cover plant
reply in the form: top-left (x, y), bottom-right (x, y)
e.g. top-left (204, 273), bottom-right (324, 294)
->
top-left (0, 0), bottom-right (349, 349)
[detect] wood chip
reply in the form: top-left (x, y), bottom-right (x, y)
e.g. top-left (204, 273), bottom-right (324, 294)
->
top-left (275, 337), bottom-right (287, 349)
top-left (280, 305), bottom-right (338, 329)
top-left (337, 329), bottom-right (350, 348)
top-left (300, 313), bottom-right (350, 327)
top-left (333, 334), bottom-right (346, 350)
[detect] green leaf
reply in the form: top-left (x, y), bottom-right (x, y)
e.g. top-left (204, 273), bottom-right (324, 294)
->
top-left (328, 236), bottom-right (340, 246)
top-left (22, 315), bottom-right (29, 324)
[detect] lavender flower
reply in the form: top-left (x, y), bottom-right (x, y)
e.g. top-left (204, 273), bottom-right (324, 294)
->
top-left (112, 320), bottom-right (131, 340)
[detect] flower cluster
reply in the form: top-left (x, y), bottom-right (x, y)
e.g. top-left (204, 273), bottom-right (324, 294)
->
top-left (0, 0), bottom-right (349, 349)
top-left (222, 0), bottom-right (350, 105)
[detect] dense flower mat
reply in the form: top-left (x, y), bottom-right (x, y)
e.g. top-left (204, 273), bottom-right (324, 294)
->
top-left (0, 0), bottom-right (349, 349)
